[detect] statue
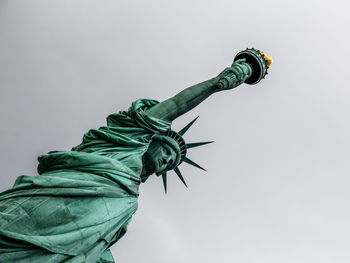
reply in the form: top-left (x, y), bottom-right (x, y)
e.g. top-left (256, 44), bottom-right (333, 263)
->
top-left (0, 49), bottom-right (272, 263)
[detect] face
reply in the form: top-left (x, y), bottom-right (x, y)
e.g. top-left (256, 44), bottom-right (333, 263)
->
top-left (142, 140), bottom-right (178, 176)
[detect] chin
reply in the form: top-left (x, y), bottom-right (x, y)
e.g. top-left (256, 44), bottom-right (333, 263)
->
top-left (140, 174), bottom-right (150, 183)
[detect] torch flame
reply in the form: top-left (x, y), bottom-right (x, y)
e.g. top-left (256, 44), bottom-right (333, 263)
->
top-left (261, 52), bottom-right (273, 68)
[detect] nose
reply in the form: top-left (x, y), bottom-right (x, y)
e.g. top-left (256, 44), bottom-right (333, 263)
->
top-left (161, 156), bottom-right (172, 166)
top-left (161, 158), bottom-right (167, 165)
top-left (166, 155), bottom-right (173, 165)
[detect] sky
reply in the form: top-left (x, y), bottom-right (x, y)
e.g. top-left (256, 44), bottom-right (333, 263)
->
top-left (1, 0), bottom-right (350, 262)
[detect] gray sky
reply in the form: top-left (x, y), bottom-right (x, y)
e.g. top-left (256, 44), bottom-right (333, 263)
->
top-left (1, 0), bottom-right (350, 262)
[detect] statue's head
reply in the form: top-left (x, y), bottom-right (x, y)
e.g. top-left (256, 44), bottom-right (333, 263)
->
top-left (142, 134), bottom-right (182, 176)
top-left (141, 117), bottom-right (213, 192)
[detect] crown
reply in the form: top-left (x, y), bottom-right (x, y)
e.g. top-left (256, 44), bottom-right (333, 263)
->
top-left (159, 116), bottom-right (213, 193)
top-left (164, 129), bottom-right (187, 164)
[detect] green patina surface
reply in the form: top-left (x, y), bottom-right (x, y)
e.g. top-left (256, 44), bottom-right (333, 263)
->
top-left (0, 99), bottom-right (169, 263)
top-left (0, 50), bottom-right (270, 262)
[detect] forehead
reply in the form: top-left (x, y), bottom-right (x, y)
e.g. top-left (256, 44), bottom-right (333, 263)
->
top-left (162, 143), bottom-right (177, 156)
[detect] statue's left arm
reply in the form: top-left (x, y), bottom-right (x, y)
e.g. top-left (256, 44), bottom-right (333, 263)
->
top-left (147, 59), bottom-right (250, 122)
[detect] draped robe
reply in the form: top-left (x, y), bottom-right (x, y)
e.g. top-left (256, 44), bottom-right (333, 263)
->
top-left (0, 99), bottom-right (170, 263)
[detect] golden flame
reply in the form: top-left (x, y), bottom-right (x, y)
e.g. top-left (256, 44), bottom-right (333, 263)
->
top-left (261, 52), bottom-right (273, 68)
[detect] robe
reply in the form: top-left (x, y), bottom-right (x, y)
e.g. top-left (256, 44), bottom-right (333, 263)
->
top-left (0, 99), bottom-right (170, 263)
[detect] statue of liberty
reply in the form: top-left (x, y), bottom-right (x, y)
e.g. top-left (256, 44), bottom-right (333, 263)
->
top-left (0, 49), bottom-right (272, 263)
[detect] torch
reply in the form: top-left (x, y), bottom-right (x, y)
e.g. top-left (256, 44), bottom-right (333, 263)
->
top-left (217, 48), bottom-right (273, 89)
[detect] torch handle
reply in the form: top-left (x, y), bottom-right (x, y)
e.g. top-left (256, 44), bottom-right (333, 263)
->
top-left (217, 62), bottom-right (252, 90)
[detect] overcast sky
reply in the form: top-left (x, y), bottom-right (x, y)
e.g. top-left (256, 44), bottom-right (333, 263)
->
top-left (1, 1), bottom-right (350, 262)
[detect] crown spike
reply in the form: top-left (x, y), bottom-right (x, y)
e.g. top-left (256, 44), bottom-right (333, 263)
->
top-left (174, 167), bottom-right (187, 187)
top-left (183, 157), bottom-right (206, 171)
top-left (186, 141), bottom-right (214, 149)
top-left (178, 116), bottom-right (199, 136)
top-left (162, 173), bottom-right (167, 193)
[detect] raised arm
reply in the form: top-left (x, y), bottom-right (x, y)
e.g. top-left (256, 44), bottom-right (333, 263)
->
top-left (147, 59), bottom-right (251, 122)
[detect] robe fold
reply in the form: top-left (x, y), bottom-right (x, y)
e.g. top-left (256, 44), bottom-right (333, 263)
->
top-left (0, 99), bottom-right (171, 263)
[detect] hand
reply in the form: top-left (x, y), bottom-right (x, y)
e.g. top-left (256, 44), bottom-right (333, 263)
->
top-left (215, 59), bottom-right (251, 90)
